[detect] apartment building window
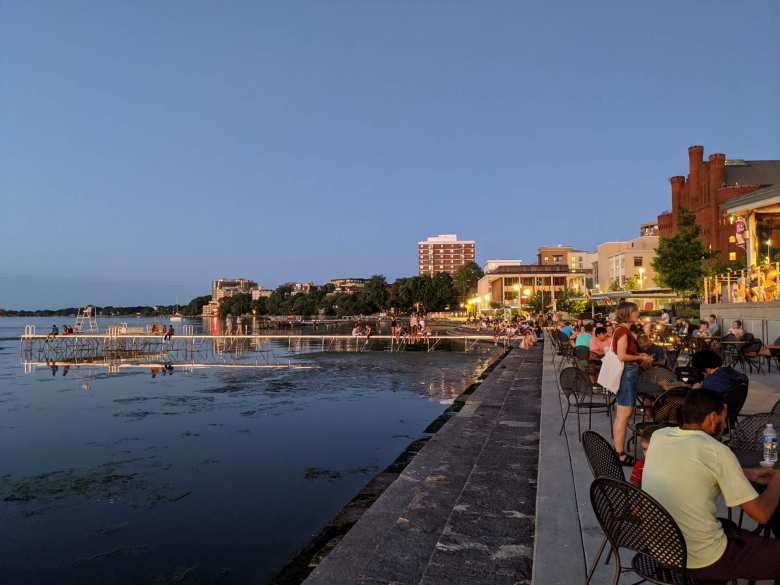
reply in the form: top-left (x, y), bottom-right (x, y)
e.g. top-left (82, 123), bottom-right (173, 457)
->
top-left (553, 255), bottom-right (562, 264)
top-left (728, 236), bottom-right (736, 244)
top-left (633, 257), bottom-right (643, 267)
top-left (729, 252), bottom-right (737, 261)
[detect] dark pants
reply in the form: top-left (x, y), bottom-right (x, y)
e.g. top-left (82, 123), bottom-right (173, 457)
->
top-left (688, 520), bottom-right (780, 584)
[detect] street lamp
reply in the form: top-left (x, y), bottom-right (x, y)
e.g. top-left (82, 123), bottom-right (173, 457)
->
top-left (767, 239), bottom-right (772, 264)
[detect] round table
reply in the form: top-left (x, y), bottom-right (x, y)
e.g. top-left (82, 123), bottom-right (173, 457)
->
top-left (733, 448), bottom-right (777, 470)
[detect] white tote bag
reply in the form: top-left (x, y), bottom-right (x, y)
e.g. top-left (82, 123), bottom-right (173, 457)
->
top-left (597, 348), bottom-right (624, 394)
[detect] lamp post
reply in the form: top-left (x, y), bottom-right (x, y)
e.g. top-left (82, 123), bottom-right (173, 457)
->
top-left (638, 267), bottom-right (645, 290)
top-left (767, 239), bottom-right (772, 264)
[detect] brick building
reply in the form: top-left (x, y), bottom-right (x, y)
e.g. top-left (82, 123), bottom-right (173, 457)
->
top-left (418, 234), bottom-right (476, 276)
top-left (657, 145), bottom-right (780, 262)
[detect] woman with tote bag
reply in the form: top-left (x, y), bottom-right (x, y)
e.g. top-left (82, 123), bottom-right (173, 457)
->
top-left (611, 302), bottom-right (653, 465)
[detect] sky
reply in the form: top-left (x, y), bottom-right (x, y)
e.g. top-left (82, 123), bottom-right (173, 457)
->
top-left (2, 1), bottom-right (779, 309)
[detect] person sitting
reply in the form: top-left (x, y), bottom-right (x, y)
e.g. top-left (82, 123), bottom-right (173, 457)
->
top-left (559, 323), bottom-right (574, 338)
top-left (707, 314), bottom-right (721, 336)
top-left (47, 324), bottom-right (59, 340)
top-left (690, 349), bottom-right (747, 394)
top-left (642, 390), bottom-right (780, 583)
top-left (351, 324), bottom-right (362, 337)
top-left (728, 320), bottom-right (745, 339)
top-left (163, 325), bottom-right (174, 341)
top-left (629, 424), bottom-right (662, 486)
top-left (637, 334), bottom-right (666, 367)
top-left (693, 322), bottom-right (712, 338)
top-left (589, 326), bottom-right (611, 359)
top-left (575, 324), bottom-right (593, 349)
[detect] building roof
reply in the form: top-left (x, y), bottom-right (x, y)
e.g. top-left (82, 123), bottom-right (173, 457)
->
top-left (724, 160), bottom-right (780, 186)
top-left (721, 184), bottom-right (780, 213)
top-left (485, 264), bottom-right (591, 275)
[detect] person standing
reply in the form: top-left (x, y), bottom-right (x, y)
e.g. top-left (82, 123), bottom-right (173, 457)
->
top-left (225, 313), bottom-right (233, 335)
top-left (612, 302), bottom-right (652, 464)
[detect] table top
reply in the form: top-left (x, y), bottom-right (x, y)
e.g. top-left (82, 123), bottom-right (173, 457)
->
top-left (733, 448), bottom-right (777, 469)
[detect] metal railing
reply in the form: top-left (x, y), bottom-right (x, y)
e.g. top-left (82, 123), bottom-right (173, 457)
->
top-left (703, 263), bottom-right (780, 304)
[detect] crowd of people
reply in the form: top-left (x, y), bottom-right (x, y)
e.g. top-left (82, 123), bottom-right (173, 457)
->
top-left (556, 301), bottom-right (780, 582)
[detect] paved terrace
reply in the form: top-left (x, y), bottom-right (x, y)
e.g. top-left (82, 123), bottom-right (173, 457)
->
top-left (534, 339), bottom-right (779, 585)
top-left (303, 345), bottom-right (543, 585)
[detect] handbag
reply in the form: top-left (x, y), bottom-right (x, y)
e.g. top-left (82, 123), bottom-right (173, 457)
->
top-left (597, 348), bottom-right (624, 394)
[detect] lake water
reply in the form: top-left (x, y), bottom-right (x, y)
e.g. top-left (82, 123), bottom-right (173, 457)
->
top-left (0, 316), bottom-right (492, 585)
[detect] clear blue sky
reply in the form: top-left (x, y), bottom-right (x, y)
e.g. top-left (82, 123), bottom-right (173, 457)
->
top-left (2, 1), bottom-right (779, 309)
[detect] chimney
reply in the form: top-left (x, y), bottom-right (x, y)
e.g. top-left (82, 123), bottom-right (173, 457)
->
top-left (688, 145), bottom-right (704, 207)
top-left (708, 153), bottom-right (726, 192)
top-left (671, 176), bottom-right (685, 231)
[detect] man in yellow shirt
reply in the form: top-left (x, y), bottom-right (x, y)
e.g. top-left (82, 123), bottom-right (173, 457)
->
top-left (642, 389), bottom-right (780, 583)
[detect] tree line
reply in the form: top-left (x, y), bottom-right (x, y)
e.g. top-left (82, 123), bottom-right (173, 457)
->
top-left (207, 263), bottom-right (484, 319)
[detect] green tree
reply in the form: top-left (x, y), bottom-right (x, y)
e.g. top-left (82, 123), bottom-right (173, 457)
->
top-left (623, 276), bottom-right (641, 291)
top-left (609, 279), bottom-right (623, 292)
top-left (251, 297), bottom-right (269, 315)
top-left (183, 295), bottom-right (211, 316)
top-left (219, 293), bottom-right (252, 319)
top-left (452, 262), bottom-right (484, 301)
top-left (652, 208), bottom-right (713, 294)
top-left (362, 275), bottom-right (388, 312)
top-left (430, 272), bottom-right (457, 310)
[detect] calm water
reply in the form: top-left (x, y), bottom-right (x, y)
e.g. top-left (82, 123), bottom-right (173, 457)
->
top-left (0, 317), bottom-right (492, 585)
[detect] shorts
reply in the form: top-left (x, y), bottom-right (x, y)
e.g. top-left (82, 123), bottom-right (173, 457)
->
top-left (615, 363), bottom-right (639, 407)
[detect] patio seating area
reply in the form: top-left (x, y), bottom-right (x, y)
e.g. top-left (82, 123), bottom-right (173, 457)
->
top-left (533, 337), bottom-right (779, 585)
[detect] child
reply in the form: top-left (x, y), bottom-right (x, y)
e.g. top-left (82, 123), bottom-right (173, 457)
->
top-left (630, 425), bottom-right (663, 487)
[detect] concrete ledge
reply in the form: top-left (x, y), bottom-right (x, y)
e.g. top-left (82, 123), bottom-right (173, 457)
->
top-left (302, 346), bottom-right (543, 585)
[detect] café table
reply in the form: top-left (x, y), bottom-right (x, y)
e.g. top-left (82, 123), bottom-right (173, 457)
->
top-left (733, 448), bottom-right (777, 470)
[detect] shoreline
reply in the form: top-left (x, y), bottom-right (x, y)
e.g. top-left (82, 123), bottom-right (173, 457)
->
top-left (270, 346), bottom-right (512, 585)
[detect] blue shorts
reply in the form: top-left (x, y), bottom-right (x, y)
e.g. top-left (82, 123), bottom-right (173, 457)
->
top-left (615, 363), bottom-right (639, 407)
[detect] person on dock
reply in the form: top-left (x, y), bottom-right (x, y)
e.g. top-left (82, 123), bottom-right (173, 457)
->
top-left (236, 315), bottom-right (243, 335)
top-left (47, 324), bottom-right (59, 340)
top-left (225, 313), bottom-right (233, 335)
top-left (164, 325), bottom-right (174, 341)
top-left (391, 318), bottom-right (401, 342)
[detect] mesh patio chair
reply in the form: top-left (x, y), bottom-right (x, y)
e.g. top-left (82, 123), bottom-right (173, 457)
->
top-left (628, 387), bottom-right (689, 458)
top-left (582, 431), bottom-right (625, 482)
top-left (729, 411), bottom-right (779, 536)
top-left (558, 367), bottom-right (612, 439)
top-left (730, 411), bottom-right (780, 451)
top-left (588, 477), bottom-right (705, 585)
top-left (575, 344), bottom-right (591, 369)
top-left (581, 431), bottom-right (625, 577)
top-left (637, 366), bottom-right (680, 400)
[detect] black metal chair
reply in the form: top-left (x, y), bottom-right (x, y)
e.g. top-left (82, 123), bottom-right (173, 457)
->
top-left (581, 431), bottom-right (625, 578)
top-left (575, 344), bottom-right (591, 368)
top-left (731, 411), bottom-right (780, 451)
top-left (637, 366), bottom-right (679, 398)
top-left (588, 477), bottom-right (699, 585)
top-left (735, 339), bottom-right (763, 373)
top-left (582, 431), bottom-right (625, 482)
top-left (772, 398), bottom-right (780, 415)
top-left (723, 382), bottom-right (748, 434)
top-left (558, 367), bottom-right (612, 439)
top-left (628, 387), bottom-right (689, 458)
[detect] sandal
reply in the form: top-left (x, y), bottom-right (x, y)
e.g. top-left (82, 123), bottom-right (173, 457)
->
top-left (617, 452), bottom-right (636, 466)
